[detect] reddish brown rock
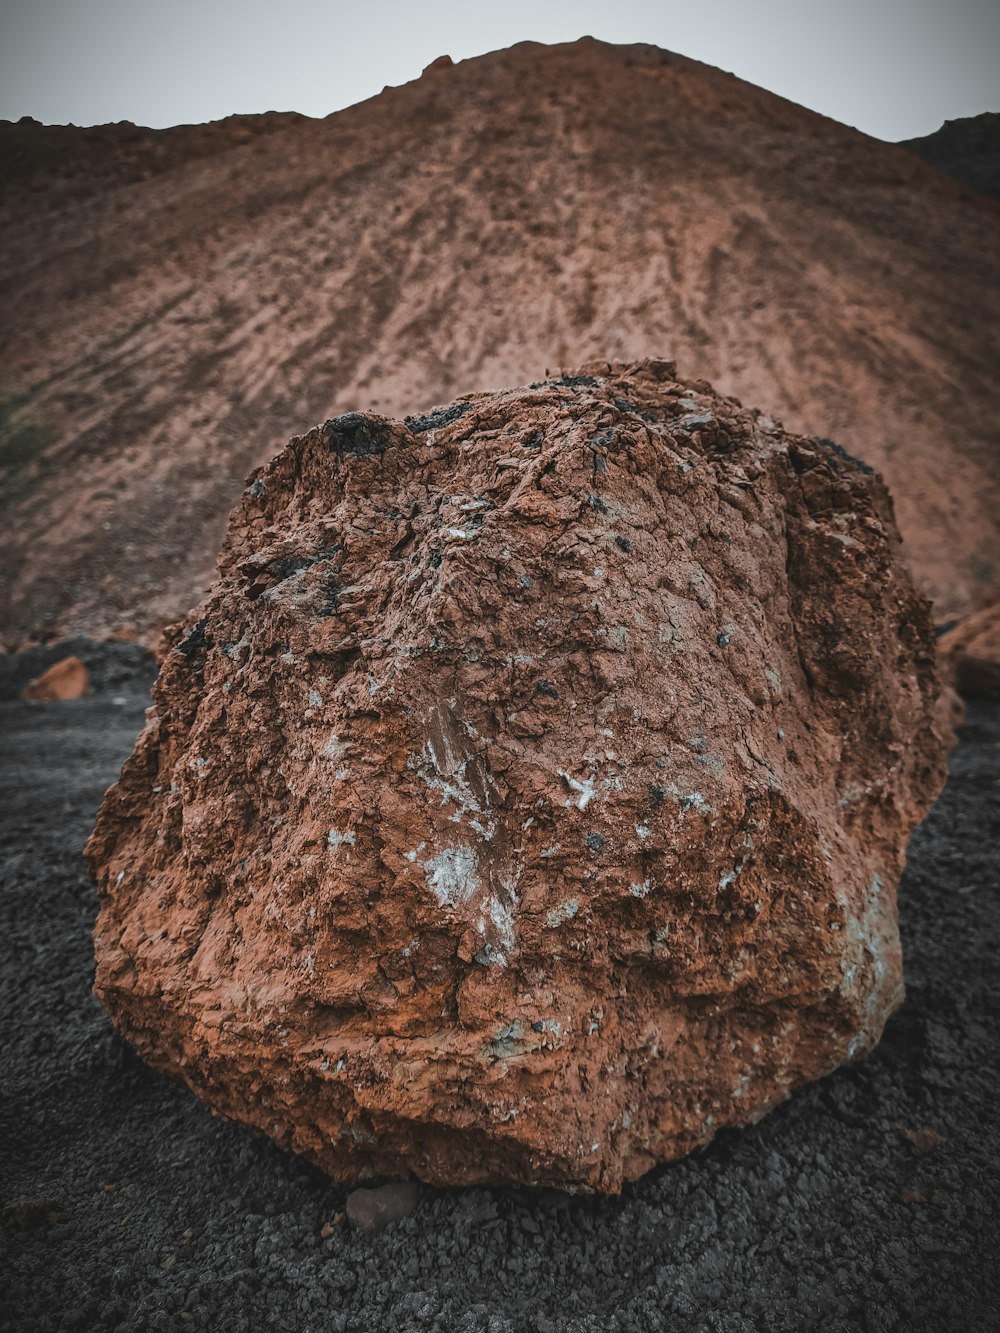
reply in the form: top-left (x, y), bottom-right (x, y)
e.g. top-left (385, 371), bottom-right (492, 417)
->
top-left (938, 597), bottom-right (1000, 699)
top-left (87, 361), bottom-right (949, 1192)
top-left (21, 655), bottom-right (89, 701)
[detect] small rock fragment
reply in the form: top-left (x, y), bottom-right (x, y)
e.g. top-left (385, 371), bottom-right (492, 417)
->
top-left (901, 1127), bottom-right (943, 1156)
top-left (345, 1182), bottom-right (419, 1232)
top-left (21, 655), bottom-right (89, 701)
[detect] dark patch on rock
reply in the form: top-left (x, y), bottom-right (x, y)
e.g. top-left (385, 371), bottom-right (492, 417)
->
top-left (404, 403), bottom-right (473, 434)
top-left (317, 574), bottom-right (341, 617)
top-left (243, 545), bottom-right (344, 599)
top-left (614, 396), bottom-right (658, 422)
top-left (324, 413), bottom-right (394, 457)
top-left (175, 618), bottom-right (208, 660)
top-left (814, 436), bottom-right (875, 475)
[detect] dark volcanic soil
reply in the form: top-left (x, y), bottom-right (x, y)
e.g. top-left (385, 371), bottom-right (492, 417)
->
top-left (1, 652), bottom-right (998, 1332)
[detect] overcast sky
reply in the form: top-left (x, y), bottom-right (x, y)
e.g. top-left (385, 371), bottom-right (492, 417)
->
top-left (1, 0), bottom-right (997, 142)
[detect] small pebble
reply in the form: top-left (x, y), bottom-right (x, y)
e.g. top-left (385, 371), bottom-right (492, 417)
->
top-left (901, 1127), bottom-right (943, 1156)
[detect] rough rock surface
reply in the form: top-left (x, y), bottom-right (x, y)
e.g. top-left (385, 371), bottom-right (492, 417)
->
top-left (21, 655), bottom-right (89, 701)
top-left (87, 361), bottom-right (949, 1192)
top-left (939, 597), bottom-right (1000, 699)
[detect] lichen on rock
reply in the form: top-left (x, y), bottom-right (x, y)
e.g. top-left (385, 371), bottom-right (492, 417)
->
top-left (87, 359), bottom-right (950, 1191)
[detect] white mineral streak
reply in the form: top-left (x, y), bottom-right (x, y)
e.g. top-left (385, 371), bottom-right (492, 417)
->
top-left (558, 769), bottom-right (597, 810)
top-left (422, 846), bottom-right (481, 908)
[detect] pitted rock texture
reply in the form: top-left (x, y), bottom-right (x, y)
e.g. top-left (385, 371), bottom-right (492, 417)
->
top-left (87, 360), bottom-right (949, 1192)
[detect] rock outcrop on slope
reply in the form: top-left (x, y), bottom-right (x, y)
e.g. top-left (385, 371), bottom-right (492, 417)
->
top-left (2, 39), bottom-right (999, 644)
top-left (901, 112), bottom-right (1000, 201)
top-left (939, 598), bottom-right (1000, 699)
top-left (87, 362), bottom-right (950, 1191)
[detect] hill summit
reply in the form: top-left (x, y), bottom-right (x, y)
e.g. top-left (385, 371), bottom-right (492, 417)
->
top-left (1, 38), bottom-right (998, 642)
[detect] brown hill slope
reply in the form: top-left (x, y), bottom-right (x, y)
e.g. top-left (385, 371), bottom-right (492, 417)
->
top-left (901, 112), bottom-right (1000, 201)
top-left (1, 38), bottom-right (998, 642)
top-left (0, 110), bottom-right (307, 204)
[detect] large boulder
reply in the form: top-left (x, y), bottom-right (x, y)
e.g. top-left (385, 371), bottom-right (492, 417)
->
top-left (87, 360), bottom-right (949, 1192)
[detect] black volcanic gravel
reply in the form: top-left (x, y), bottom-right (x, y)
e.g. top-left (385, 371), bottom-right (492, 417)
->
top-left (1, 650), bottom-right (998, 1332)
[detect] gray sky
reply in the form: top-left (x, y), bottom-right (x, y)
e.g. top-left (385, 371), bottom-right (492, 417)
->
top-left (1, 0), bottom-right (997, 142)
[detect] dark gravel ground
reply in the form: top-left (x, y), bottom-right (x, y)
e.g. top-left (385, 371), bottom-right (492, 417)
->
top-left (1, 651), bottom-right (998, 1333)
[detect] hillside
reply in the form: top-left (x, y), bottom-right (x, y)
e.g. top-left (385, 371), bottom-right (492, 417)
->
top-left (1, 38), bottom-right (998, 643)
top-left (901, 112), bottom-right (1000, 201)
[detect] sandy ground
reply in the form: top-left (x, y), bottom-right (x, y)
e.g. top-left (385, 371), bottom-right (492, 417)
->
top-left (1, 654), bottom-right (998, 1332)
